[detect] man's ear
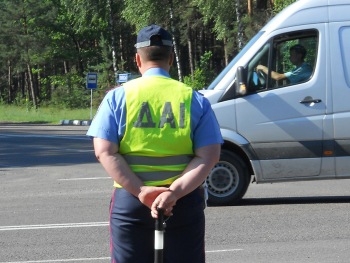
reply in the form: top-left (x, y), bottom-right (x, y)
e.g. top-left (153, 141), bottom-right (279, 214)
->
top-left (135, 53), bottom-right (142, 68)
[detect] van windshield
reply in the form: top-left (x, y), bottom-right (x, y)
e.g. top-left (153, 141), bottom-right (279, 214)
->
top-left (207, 31), bottom-right (264, 90)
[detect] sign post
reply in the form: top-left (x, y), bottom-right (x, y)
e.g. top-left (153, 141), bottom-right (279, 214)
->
top-left (86, 72), bottom-right (98, 120)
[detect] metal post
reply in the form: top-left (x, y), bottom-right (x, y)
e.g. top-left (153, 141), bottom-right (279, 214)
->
top-left (154, 208), bottom-right (165, 263)
top-left (90, 89), bottom-right (93, 120)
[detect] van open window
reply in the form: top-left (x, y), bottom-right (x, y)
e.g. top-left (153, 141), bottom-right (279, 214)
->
top-left (247, 29), bottom-right (318, 92)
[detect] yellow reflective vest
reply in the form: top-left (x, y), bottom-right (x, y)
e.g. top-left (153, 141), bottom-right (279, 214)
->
top-left (116, 75), bottom-right (194, 187)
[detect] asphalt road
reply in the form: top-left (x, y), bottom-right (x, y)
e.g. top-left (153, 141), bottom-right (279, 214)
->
top-left (1, 124), bottom-right (350, 263)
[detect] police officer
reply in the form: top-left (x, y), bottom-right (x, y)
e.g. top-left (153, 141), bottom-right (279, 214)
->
top-left (87, 24), bottom-right (223, 263)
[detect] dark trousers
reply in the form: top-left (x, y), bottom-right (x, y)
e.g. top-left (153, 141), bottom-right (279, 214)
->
top-left (109, 187), bottom-right (206, 263)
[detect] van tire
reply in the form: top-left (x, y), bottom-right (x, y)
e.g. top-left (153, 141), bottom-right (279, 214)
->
top-left (206, 150), bottom-right (250, 205)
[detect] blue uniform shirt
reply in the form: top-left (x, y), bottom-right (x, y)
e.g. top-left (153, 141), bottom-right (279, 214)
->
top-left (86, 68), bottom-right (223, 150)
top-left (285, 62), bottom-right (312, 84)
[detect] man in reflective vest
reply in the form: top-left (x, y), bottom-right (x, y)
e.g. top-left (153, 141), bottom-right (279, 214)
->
top-left (87, 24), bottom-right (223, 263)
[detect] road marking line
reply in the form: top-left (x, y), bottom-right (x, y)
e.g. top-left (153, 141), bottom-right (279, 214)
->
top-left (0, 257), bottom-right (110, 263)
top-left (0, 134), bottom-right (89, 140)
top-left (58, 177), bottom-right (110, 181)
top-left (206, 248), bottom-right (243, 253)
top-left (0, 222), bottom-right (108, 231)
top-left (0, 249), bottom-right (243, 263)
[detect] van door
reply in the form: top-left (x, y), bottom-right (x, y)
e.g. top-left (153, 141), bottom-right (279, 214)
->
top-left (235, 26), bottom-right (328, 180)
top-left (330, 20), bottom-right (350, 177)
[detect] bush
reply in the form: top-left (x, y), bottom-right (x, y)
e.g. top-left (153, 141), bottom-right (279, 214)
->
top-left (184, 51), bottom-right (215, 90)
top-left (184, 69), bottom-right (207, 90)
top-left (48, 72), bottom-right (90, 109)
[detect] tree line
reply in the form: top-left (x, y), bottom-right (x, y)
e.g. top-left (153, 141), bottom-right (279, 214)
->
top-left (0, 0), bottom-right (295, 109)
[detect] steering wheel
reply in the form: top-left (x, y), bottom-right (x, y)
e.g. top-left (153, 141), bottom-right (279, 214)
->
top-left (256, 69), bottom-right (266, 86)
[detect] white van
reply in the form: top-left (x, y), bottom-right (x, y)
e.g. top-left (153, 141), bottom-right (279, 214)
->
top-left (203, 0), bottom-right (350, 205)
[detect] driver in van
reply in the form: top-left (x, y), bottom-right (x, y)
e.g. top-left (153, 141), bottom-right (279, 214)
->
top-left (256, 44), bottom-right (313, 84)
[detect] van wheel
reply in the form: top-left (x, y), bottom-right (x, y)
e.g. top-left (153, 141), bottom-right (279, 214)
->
top-left (206, 150), bottom-right (250, 206)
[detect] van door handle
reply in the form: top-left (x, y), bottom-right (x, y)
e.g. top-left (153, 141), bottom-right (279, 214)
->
top-left (300, 96), bottom-right (322, 104)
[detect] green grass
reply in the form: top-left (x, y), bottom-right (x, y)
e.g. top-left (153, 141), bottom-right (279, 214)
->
top-left (0, 105), bottom-right (98, 124)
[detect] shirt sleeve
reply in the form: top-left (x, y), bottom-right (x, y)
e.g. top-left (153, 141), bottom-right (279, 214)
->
top-left (285, 63), bottom-right (312, 84)
top-left (286, 68), bottom-right (303, 83)
top-left (191, 92), bottom-right (223, 149)
top-left (284, 71), bottom-right (292, 78)
top-left (86, 87), bottom-right (126, 144)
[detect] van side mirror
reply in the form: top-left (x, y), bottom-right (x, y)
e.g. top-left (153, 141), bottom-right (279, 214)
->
top-left (235, 66), bottom-right (247, 96)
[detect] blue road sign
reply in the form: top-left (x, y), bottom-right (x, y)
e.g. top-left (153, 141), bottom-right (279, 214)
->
top-left (86, 73), bottom-right (98, 89)
top-left (118, 73), bottom-right (131, 84)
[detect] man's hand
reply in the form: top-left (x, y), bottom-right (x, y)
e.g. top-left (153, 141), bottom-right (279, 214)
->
top-left (151, 190), bottom-right (178, 218)
top-left (256, 64), bottom-right (267, 73)
top-left (138, 186), bottom-right (169, 209)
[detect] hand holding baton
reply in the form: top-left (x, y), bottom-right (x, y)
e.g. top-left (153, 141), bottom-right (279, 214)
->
top-left (154, 207), bottom-right (165, 263)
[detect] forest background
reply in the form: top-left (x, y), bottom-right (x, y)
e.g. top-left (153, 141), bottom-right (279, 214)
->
top-left (0, 0), bottom-right (296, 112)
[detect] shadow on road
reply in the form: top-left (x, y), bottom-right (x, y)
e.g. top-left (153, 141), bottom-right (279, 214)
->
top-left (0, 125), bottom-right (96, 168)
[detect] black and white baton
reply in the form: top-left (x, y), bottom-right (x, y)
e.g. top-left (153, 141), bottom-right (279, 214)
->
top-left (154, 208), bottom-right (165, 263)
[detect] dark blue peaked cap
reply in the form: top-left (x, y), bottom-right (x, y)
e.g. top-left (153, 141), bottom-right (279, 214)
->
top-left (135, 24), bottom-right (173, 49)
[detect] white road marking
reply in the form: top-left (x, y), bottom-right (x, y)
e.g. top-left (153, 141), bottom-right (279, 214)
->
top-left (206, 248), bottom-right (243, 253)
top-left (58, 177), bottom-right (110, 181)
top-left (0, 222), bottom-right (108, 231)
top-left (0, 257), bottom-right (110, 263)
top-left (0, 249), bottom-right (243, 263)
top-left (0, 134), bottom-right (89, 140)
top-left (0, 221), bottom-right (243, 262)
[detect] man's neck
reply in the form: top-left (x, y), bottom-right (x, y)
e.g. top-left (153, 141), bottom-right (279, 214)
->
top-left (143, 68), bottom-right (170, 77)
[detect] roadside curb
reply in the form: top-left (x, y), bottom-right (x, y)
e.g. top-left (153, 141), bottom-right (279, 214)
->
top-left (60, 120), bottom-right (91, 126)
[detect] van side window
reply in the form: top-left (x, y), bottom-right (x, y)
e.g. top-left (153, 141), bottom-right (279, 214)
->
top-left (247, 29), bottom-right (318, 92)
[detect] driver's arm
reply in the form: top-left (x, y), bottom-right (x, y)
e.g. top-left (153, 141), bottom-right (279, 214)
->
top-left (256, 65), bottom-right (286, 81)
